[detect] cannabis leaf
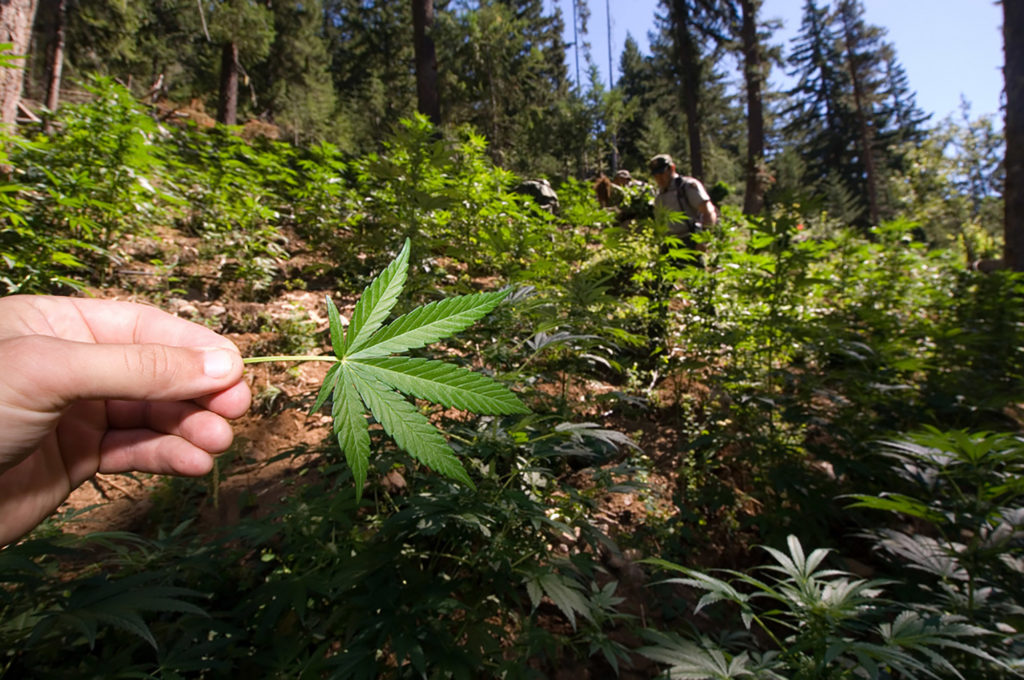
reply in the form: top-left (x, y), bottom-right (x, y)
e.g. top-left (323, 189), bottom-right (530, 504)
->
top-left (311, 239), bottom-right (528, 498)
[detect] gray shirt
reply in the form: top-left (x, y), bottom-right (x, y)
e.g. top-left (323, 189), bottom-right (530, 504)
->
top-left (654, 174), bottom-right (711, 235)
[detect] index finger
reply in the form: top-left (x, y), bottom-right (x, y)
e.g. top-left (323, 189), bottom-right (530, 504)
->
top-left (1, 295), bottom-right (238, 351)
top-left (74, 297), bottom-right (238, 349)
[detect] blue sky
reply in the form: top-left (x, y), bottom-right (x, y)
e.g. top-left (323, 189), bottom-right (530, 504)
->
top-left (552, 0), bottom-right (1004, 124)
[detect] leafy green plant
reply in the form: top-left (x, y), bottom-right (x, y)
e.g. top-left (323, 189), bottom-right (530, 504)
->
top-left (7, 77), bottom-right (1024, 678)
top-left (246, 239), bottom-right (529, 496)
top-left (921, 269), bottom-right (1024, 425)
top-left (0, 530), bottom-right (215, 676)
top-left (848, 428), bottom-right (1024, 671)
top-left (162, 124), bottom-right (295, 298)
top-left (288, 140), bottom-right (348, 245)
top-left (0, 135), bottom-right (89, 294)
top-left (19, 77), bottom-right (163, 275)
top-left (640, 535), bottom-right (1001, 679)
top-left (2, 77), bottom-right (165, 293)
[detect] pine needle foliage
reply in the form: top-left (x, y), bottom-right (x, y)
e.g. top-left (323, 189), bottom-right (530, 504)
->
top-left (310, 239), bottom-right (529, 497)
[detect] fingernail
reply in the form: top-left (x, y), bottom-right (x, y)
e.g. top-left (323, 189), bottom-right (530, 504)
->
top-left (203, 349), bottom-right (235, 378)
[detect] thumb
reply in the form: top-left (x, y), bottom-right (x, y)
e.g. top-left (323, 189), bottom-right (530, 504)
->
top-left (4, 335), bottom-right (244, 411)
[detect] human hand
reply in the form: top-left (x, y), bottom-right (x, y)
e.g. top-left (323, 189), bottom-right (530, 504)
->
top-left (0, 295), bottom-right (252, 546)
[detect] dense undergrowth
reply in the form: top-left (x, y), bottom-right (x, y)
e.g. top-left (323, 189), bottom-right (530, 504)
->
top-left (2, 80), bottom-right (1024, 678)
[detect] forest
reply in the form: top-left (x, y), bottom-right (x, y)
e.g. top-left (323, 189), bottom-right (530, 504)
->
top-left (0, 0), bottom-right (1021, 678)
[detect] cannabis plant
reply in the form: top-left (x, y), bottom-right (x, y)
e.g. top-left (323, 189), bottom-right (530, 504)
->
top-left (162, 124), bottom-right (295, 298)
top-left (849, 428), bottom-right (1024, 672)
top-left (640, 535), bottom-right (998, 679)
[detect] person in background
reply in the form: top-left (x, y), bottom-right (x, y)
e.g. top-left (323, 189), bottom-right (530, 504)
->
top-left (593, 173), bottom-right (617, 208)
top-left (612, 169), bottom-right (643, 188)
top-left (0, 295), bottom-right (252, 547)
top-left (513, 178), bottom-right (560, 214)
top-left (648, 153), bottom-right (718, 252)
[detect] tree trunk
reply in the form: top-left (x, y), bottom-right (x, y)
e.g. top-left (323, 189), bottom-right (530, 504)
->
top-left (0, 0), bottom-right (38, 129)
top-left (217, 41), bottom-right (239, 126)
top-left (484, 41), bottom-right (501, 166)
top-left (840, 6), bottom-right (880, 225)
top-left (670, 0), bottom-right (704, 179)
top-left (43, 0), bottom-right (65, 124)
top-left (1005, 0), bottom-right (1024, 271)
top-left (412, 0), bottom-right (440, 126)
top-left (740, 0), bottom-right (766, 214)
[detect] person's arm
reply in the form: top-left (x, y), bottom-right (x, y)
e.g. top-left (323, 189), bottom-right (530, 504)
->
top-left (700, 200), bottom-right (718, 226)
top-left (680, 179), bottom-right (718, 226)
top-left (0, 295), bottom-right (252, 546)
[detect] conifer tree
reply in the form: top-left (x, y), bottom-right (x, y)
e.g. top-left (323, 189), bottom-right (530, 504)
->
top-left (412, 0), bottom-right (440, 126)
top-left (738, 0), bottom-right (769, 214)
top-left (640, 10), bottom-right (696, 169)
top-left (257, 0), bottom-right (335, 141)
top-left (879, 52), bottom-right (930, 148)
top-left (569, 0), bottom-right (592, 90)
top-left (870, 49), bottom-right (930, 215)
top-left (208, 0), bottom-right (274, 125)
top-left (835, 0), bottom-right (884, 224)
top-left (437, 0), bottom-right (569, 171)
top-left (503, 0), bottom-right (572, 172)
top-left (782, 0), bottom-right (928, 225)
top-left (27, 0), bottom-right (67, 117)
top-left (1005, 0), bottom-right (1024, 270)
top-left (662, 0), bottom-right (735, 181)
top-left (56, 0), bottom-right (174, 91)
top-left (667, 0), bottom-right (703, 178)
top-left (782, 0), bottom-right (850, 198)
top-left (639, 3), bottom-right (740, 187)
top-left (613, 34), bottom-right (655, 173)
top-left (43, 0), bottom-right (66, 117)
top-left (324, 0), bottom-right (415, 145)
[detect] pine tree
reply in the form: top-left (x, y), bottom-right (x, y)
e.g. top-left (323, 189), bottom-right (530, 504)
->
top-left (662, 0), bottom-right (735, 181)
top-left (781, 0), bottom-right (928, 225)
top-left (782, 0), bottom-right (851, 196)
top-left (256, 0), bottom-right (335, 142)
top-left (881, 54), bottom-right (928, 142)
top-left (413, 0), bottom-right (440, 126)
top-left (1005, 0), bottom-right (1024, 270)
top-left (505, 0), bottom-right (573, 172)
top-left (131, 0), bottom-right (207, 102)
top-left (638, 2), bottom-right (740, 187)
top-left (54, 0), bottom-right (167, 90)
top-left (738, 0), bottom-right (769, 214)
top-left (875, 50), bottom-right (930, 159)
top-left (207, 0), bottom-right (274, 125)
top-left (437, 0), bottom-right (570, 171)
top-left (642, 8), bottom-right (696, 169)
top-left (324, 0), bottom-right (416, 147)
top-left (613, 34), bottom-right (655, 173)
top-left (42, 0), bottom-right (67, 118)
top-left (569, 0), bottom-right (591, 90)
top-left (835, 0), bottom-right (885, 224)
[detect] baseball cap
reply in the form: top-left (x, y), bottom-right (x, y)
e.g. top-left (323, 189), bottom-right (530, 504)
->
top-left (648, 154), bottom-right (674, 174)
top-left (614, 169), bottom-right (632, 181)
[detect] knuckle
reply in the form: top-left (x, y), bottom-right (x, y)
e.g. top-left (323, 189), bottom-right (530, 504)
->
top-left (127, 344), bottom-right (176, 383)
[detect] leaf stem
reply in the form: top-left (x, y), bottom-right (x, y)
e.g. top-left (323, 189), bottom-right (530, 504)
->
top-left (243, 355), bottom-right (338, 365)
